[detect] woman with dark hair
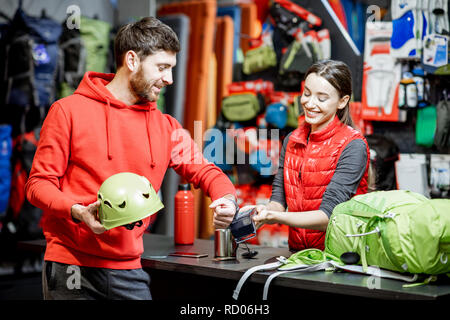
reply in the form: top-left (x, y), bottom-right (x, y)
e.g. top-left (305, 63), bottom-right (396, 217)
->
top-left (244, 60), bottom-right (370, 252)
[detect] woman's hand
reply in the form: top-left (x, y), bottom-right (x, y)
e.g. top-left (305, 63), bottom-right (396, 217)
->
top-left (252, 206), bottom-right (278, 229)
top-left (239, 204), bottom-right (277, 229)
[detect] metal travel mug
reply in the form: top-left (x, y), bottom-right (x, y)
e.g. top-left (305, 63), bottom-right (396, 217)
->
top-left (214, 229), bottom-right (237, 259)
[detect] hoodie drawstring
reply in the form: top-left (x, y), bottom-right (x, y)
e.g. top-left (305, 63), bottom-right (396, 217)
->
top-left (104, 97), bottom-right (155, 168)
top-left (145, 111), bottom-right (156, 168)
top-left (105, 98), bottom-right (113, 160)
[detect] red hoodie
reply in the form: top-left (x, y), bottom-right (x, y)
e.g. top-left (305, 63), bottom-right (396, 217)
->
top-left (25, 72), bottom-right (236, 269)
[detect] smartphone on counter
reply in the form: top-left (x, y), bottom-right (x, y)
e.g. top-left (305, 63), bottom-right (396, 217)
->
top-left (168, 252), bottom-right (208, 258)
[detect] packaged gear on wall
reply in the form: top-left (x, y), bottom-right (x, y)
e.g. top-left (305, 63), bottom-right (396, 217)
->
top-left (361, 21), bottom-right (403, 122)
top-left (390, 0), bottom-right (424, 58)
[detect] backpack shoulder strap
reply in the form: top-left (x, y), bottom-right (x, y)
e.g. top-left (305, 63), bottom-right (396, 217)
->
top-left (263, 261), bottom-right (335, 300)
top-left (232, 260), bottom-right (284, 300)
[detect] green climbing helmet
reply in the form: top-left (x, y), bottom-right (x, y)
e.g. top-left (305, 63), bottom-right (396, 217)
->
top-left (97, 172), bottom-right (164, 230)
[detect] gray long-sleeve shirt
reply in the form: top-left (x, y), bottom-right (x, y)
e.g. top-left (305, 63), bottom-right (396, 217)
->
top-left (270, 132), bottom-right (368, 217)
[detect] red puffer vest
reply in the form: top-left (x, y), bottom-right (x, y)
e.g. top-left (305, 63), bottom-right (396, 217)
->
top-left (284, 115), bottom-right (369, 251)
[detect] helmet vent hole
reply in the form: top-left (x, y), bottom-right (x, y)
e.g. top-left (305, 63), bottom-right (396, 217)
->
top-left (104, 200), bottom-right (112, 208)
top-left (98, 194), bottom-right (103, 200)
top-left (118, 201), bottom-right (126, 208)
top-left (143, 193), bottom-right (149, 199)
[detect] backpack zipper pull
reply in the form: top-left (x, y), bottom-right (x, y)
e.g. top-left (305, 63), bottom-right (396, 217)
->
top-left (345, 227), bottom-right (380, 237)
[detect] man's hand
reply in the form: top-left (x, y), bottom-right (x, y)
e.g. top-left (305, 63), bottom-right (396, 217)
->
top-left (209, 194), bottom-right (237, 229)
top-left (71, 200), bottom-right (105, 234)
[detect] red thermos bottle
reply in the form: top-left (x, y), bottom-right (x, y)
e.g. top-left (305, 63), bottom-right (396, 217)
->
top-left (174, 183), bottom-right (195, 245)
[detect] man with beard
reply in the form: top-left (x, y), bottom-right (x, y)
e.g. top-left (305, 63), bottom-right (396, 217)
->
top-left (25, 17), bottom-right (237, 300)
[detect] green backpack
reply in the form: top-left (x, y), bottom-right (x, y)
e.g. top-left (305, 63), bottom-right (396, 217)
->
top-left (58, 16), bottom-right (112, 98)
top-left (233, 190), bottom-right (450, 300)
top-left (279, 40), bottom-right (317, 75)
top-left (221, 93), bottom-right (261, 122)
top-left (242, 45), bottom-right (277, 75)
top-left (325, 190), bottom-right (450, 275)
top-left (80, 16), bottom-right (111, 73)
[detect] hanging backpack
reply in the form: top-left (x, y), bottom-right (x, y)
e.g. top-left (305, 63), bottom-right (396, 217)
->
top-left (221, 93), bottom-right (262, 122)
top-left (2, 8), bottom-right (61, 108)
top-left (57, 15), bottom-right (112, 98)
top-left (3, 127), bottom-right (43, 241)
top-left (80, 16), bottom-right (111, 73)
top-left (434, 99), bottom-right (450, 152)
top-left (57, 19), bottom-right (87, 98)
top-left (365, 134), bottom-right (399, 191)
top-left (279, 39), bottom-right (316, 75)
top-left (242, 44), bottom-right (277, 75)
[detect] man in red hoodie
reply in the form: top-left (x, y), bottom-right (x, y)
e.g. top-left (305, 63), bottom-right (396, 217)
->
top-left (25, 17), bottom-right (237, 300)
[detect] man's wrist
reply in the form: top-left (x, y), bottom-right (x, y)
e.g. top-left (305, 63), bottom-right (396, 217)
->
top-left (222, 194), bottom-right (238, 212)
top-left (71, 204), bottom-right (82, 223)
top-left (222, 193), bottom-right (237, 202)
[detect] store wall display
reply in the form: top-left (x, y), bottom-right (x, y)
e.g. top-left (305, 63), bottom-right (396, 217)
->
top-left (0, 0), bottom-right (115, 25)
top-left (0, 3), bottom-right (115, 268)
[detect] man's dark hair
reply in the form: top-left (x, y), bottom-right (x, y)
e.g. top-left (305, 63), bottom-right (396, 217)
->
top-left (114, 17), bottom-right (180, 68)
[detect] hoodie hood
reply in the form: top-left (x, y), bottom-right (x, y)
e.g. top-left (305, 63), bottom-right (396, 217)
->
top-left (74, 71), bottom-right (157, 167)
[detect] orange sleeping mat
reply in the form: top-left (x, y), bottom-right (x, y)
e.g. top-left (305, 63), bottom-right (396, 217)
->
top-left (239, 2), bottom-right (258, 55)
top-left (158, 0), bottom-right (216, 139)
top-left (214, 15), bottom-right (234, 117)
top-left (158, 0), bottom-right (217, 238)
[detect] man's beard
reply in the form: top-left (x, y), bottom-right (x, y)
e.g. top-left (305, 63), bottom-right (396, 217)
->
top-left (129, 66), bottom-right (157, 103)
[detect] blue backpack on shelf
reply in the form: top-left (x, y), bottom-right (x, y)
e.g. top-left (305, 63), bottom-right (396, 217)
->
top-left (1, 8), bottom-right (61, 110)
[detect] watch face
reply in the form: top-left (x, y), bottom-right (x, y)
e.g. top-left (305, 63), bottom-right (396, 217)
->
top-left (242, 217), bottom-right (251, 226)
top-left (231, 209), bottom-right (256, 243)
